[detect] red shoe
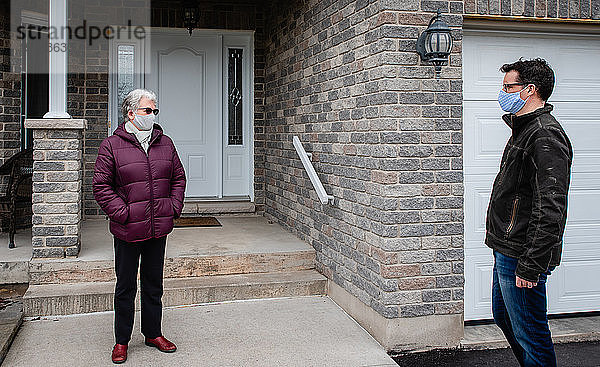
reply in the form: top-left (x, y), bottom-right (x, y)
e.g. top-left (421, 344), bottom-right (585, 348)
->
top-left (145, 336), bottom-right (177, 353)
top-left (111, 344), bottom-right (128, 364)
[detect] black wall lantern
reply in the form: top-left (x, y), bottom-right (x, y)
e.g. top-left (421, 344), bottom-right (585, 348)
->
top-left (416, 10), bottom-right (453, 78)
top-left (182, 0), bottom-right (199, 36)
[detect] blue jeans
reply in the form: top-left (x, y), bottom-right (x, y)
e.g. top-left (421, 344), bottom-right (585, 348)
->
top-left (492, 251), bottom-right (557, 367)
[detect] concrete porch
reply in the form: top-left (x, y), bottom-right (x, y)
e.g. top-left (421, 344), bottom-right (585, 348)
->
top-left (31, 215), bottom-right (317, 280)
top-left (15, 215), bottom-right (326, 316)
top-left (0, 230), bottom-right (32, 284)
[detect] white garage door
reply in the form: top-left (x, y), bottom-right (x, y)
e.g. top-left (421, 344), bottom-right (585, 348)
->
top-left (463, 29), bottom-right (600, 320)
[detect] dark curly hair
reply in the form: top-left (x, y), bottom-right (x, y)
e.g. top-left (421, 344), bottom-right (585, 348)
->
top-left (500, 58), bottom-right (555, 101)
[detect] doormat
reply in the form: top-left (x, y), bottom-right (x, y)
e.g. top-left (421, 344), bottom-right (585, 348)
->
top-left (174, 216), bottom-right (222, 228)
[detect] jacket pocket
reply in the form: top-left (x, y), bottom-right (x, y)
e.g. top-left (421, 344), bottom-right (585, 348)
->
top-left (113, 204), bottom-right (130, 225)
top-left (171, 198), bottom-right (181, 219)
top-left (505, 195), bottom-right (519, 238)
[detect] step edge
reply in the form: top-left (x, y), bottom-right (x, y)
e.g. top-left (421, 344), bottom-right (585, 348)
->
top-left (29, 250), bottom-right (316, 268)
top-left (24, 270), bottom-right (327, 298)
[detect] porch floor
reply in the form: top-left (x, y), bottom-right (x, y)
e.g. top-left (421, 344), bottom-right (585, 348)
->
top-left (0, 229), bottom-right (32, 284)
top-left (79, 215), bottom-right (312, 261)
top-left (0, 229), bottom-right (31, 263)
top-left (1, 215), bottom-right (316, 285)
top-left (26, 215), bottom-right (317, 285)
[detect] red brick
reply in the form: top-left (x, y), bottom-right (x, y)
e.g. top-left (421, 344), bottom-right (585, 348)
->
top-left (398, 277), bottom-right (437, 290)
top-left (381, 264), bottom-right (421, 278)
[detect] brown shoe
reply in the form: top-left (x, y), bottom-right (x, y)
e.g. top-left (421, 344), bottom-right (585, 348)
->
top-left (145, 336), bottom-right (177, 353)
top-left (112, 344), bottom-right (128, 364)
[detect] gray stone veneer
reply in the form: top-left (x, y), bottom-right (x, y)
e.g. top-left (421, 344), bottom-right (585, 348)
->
top-left (25, 119), bottom-right (86, 258)
top-left (263, 0), bottom-right (464, 349)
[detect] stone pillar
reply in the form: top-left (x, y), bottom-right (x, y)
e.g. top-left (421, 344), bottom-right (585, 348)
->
top-left (25, 119), bottom-right (86, 258)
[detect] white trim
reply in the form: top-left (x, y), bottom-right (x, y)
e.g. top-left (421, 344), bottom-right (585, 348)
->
top-left (44, 0), bottom-right (70, 119)
top-left (463, 28), bottom-right (600, 39)
top-left (222, 32), bottom-right (253, 199)
top-left (218, 34), bottom-right (224, 199)
top-left (250, 32), bottom-right (255, 203)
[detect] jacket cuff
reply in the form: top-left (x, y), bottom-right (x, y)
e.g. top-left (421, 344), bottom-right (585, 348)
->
top-left (515, 261), bottom-right (540, 283)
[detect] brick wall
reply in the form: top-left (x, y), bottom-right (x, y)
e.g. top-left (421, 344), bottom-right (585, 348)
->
top-left (263, 0), bottom-right (464, 320)
top-left (0, 2), bottom-right (32, 230)
top-left (0, 1), bottom-right (21, 164)
top-left (77, 0), bottom-right (267, 216)
top-left (465, 0), bottom-right (600, 18)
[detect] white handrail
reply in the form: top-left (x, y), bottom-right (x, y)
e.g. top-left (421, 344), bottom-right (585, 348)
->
top-left (293, 136), bottom-right (334, 205)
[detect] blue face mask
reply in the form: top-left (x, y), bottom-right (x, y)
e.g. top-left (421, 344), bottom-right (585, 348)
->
top-left (498, 86), bottom-right (531, 114)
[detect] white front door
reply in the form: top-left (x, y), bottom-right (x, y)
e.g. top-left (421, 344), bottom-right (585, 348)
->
top-left (146, 32), bottom-right (221, 197)
top-left (463, 30), bottom-right (600, 320)
top-left (109, 30), bottom-right (253, 200)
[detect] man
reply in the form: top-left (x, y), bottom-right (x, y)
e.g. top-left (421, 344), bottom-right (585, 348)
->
top-left (485, 58), bottom-right (573, 367)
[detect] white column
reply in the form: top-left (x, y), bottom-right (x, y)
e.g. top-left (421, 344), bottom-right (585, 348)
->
top-left (43, 0), bottom-right (71, 118)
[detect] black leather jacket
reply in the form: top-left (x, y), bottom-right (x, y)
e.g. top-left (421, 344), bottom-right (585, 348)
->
top-left (485, 104), bottom-right (573, 283)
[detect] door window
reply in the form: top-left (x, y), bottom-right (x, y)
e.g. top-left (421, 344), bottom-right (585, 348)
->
top-left (227, 48), bottom-right (243, 146)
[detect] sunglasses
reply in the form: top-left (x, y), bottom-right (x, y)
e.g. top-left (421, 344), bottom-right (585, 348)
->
top-left (137, 107), bottom-right (160, 115)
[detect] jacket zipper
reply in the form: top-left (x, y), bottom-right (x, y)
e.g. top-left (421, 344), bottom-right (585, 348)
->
top-left (141, 140), bottom-right (156, 238)
top-left (146, 155), bottom-right (155, 238)
top-left (505, 196), bottom-right (519, 238)
top-left (128, 128), bottom-right (158, 238)
top-left (497, 161), bottom-right (507, 185)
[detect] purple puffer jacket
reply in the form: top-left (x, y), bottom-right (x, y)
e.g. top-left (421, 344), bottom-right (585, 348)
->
top-left (93, 123), bottom-right (186, 243)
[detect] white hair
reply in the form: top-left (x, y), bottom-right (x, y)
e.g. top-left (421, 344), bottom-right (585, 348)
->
top-left (121, 89), bottom-right (158, 121)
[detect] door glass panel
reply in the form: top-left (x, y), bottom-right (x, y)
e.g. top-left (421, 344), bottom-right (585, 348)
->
top-left (227, 48), bottom-right (243, 146)
top-left (117, 45), bottom-right (135, 123)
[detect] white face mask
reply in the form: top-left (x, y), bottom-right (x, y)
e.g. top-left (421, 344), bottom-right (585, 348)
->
top-left (131, 112), bottom-right (155, 131)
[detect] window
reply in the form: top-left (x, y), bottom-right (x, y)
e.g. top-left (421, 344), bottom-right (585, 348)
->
top-left (109, 38), bottom-right (142, 133)
top-left (116, 45), bottom-right (135, 122)
top-left (227, 48), bottom-right (243, 145)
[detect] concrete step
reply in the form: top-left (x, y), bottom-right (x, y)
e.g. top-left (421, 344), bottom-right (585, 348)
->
top-left (29, 250), bottom-right (316, 285)
top-left (0, 261), bottom-right (29, 284)
top-left (23, 269), bottom-right (327, 316)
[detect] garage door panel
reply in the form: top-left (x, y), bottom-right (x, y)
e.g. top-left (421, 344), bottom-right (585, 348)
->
top-left (464, 178), bottom-right (493, 238)
top-left (548, 260), bottom-right (600, 313)
top-left (464, 249), bottom-right (494, 319)
top-left (463, 101), bottom-right (509, 173)
top-left (464, 31), bottom-right (600, 320)
top-left (554, 46), bottom-right (600, 101)
top-left (464, 39), bottom-right (539, 100)
top-left (566, 187), bottom-right (600, 227)
top-left (554, 102), bottom-right (600, 172)
top-left (464, 33), bottom-right (600, 102)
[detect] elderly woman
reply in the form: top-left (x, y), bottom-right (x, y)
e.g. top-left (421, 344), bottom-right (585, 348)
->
top-left (93, 89), bottom-right (186, 364)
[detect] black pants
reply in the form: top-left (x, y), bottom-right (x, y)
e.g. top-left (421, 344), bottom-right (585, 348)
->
top-left (114, 236), bottom-right (166, 345)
